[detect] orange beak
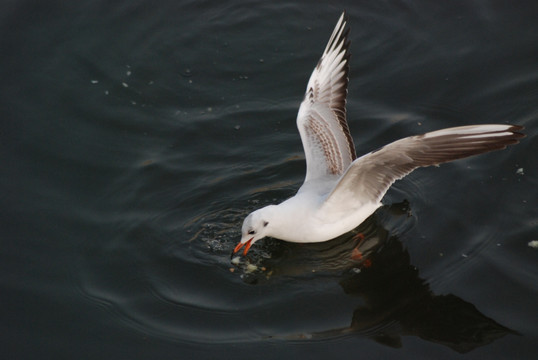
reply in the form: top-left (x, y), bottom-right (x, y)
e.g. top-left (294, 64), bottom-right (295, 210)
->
top-left (233, 238), bottom-right (254, 256)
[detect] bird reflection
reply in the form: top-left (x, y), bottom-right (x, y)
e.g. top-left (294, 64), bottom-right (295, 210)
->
top-left (236, 201), bottom-right (517, 353)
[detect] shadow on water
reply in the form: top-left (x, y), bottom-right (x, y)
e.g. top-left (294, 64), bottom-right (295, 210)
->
top-left (234, 201), bottom-right (517, 354)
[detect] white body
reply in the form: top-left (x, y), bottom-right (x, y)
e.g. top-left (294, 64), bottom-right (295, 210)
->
top-left (262, 177), bottom-right (381, 243)
top-left (234, 12), bottom-right (524, 254)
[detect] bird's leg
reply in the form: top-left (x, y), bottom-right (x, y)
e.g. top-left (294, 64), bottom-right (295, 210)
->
top-left (350, 232), bottom-right (365, 260)
top-left (350, 233), bottom-right (372, 267)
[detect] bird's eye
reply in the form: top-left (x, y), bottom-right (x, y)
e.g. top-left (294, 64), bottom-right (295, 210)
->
top-left (263, 221), bottom-right (269, 227)
top-left (248, 230), bottom-right (255, 235)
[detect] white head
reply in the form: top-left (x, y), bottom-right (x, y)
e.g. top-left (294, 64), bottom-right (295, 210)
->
top-left (233, 206), bottom-right (274, 255)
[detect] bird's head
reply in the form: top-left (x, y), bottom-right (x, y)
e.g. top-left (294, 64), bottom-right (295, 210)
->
top-left (233, 207), bottom-right (272, 255)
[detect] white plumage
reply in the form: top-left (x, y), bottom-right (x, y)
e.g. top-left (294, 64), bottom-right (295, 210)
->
top-left (234, 12), bottom-right (524, 255)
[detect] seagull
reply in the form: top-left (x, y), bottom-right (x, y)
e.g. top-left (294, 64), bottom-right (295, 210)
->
top-left (233, 12), bottom-right (524, 256)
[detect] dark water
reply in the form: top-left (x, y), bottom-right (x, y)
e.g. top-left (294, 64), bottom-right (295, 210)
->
top-left (2, 1), bottom-right (537, 358)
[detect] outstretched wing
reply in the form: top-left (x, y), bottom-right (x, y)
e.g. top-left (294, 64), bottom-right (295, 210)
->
top-left (320, 124), bottom-right (525, 215)
top-left (296, 12), bottom-right (356, 183)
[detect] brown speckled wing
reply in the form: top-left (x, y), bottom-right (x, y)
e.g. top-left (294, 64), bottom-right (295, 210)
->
top-left (297, 12), bottom-right (356, 182)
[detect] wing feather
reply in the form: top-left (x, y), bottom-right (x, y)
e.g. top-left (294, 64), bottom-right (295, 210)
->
top-left (321, 124), bottom-right (525, 215)
top-left (297, 12), bottom-right (356, 182)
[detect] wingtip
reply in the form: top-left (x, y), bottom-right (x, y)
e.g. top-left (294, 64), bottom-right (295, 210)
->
top-left (325, 10), bottom-right (350, 54)
top-left (508, 124), bottom-right (526, 139)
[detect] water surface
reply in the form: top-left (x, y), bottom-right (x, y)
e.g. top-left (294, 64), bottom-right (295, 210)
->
top-left (2, 1), bottom-right (538, 359)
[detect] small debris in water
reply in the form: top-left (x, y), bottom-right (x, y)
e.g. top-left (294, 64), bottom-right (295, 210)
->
top-left (528, 240), bottom-right (538, 249)
top-left (229, 267), bottom-right (235, 273)
top-left (462, 253), bottom-right (468, 258)
top-left (234, 125), bottom-right (240, 130)
top-left (245, 264), bottom-right (258, 273)
top-left (231, 257), bottom-right (241, 265)
top-left (122, 82), bottom-right (129, 88)
top-left (516, 167), bottom-right (524, 175)
top-left (91, 80), bottom-right (98, 84)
